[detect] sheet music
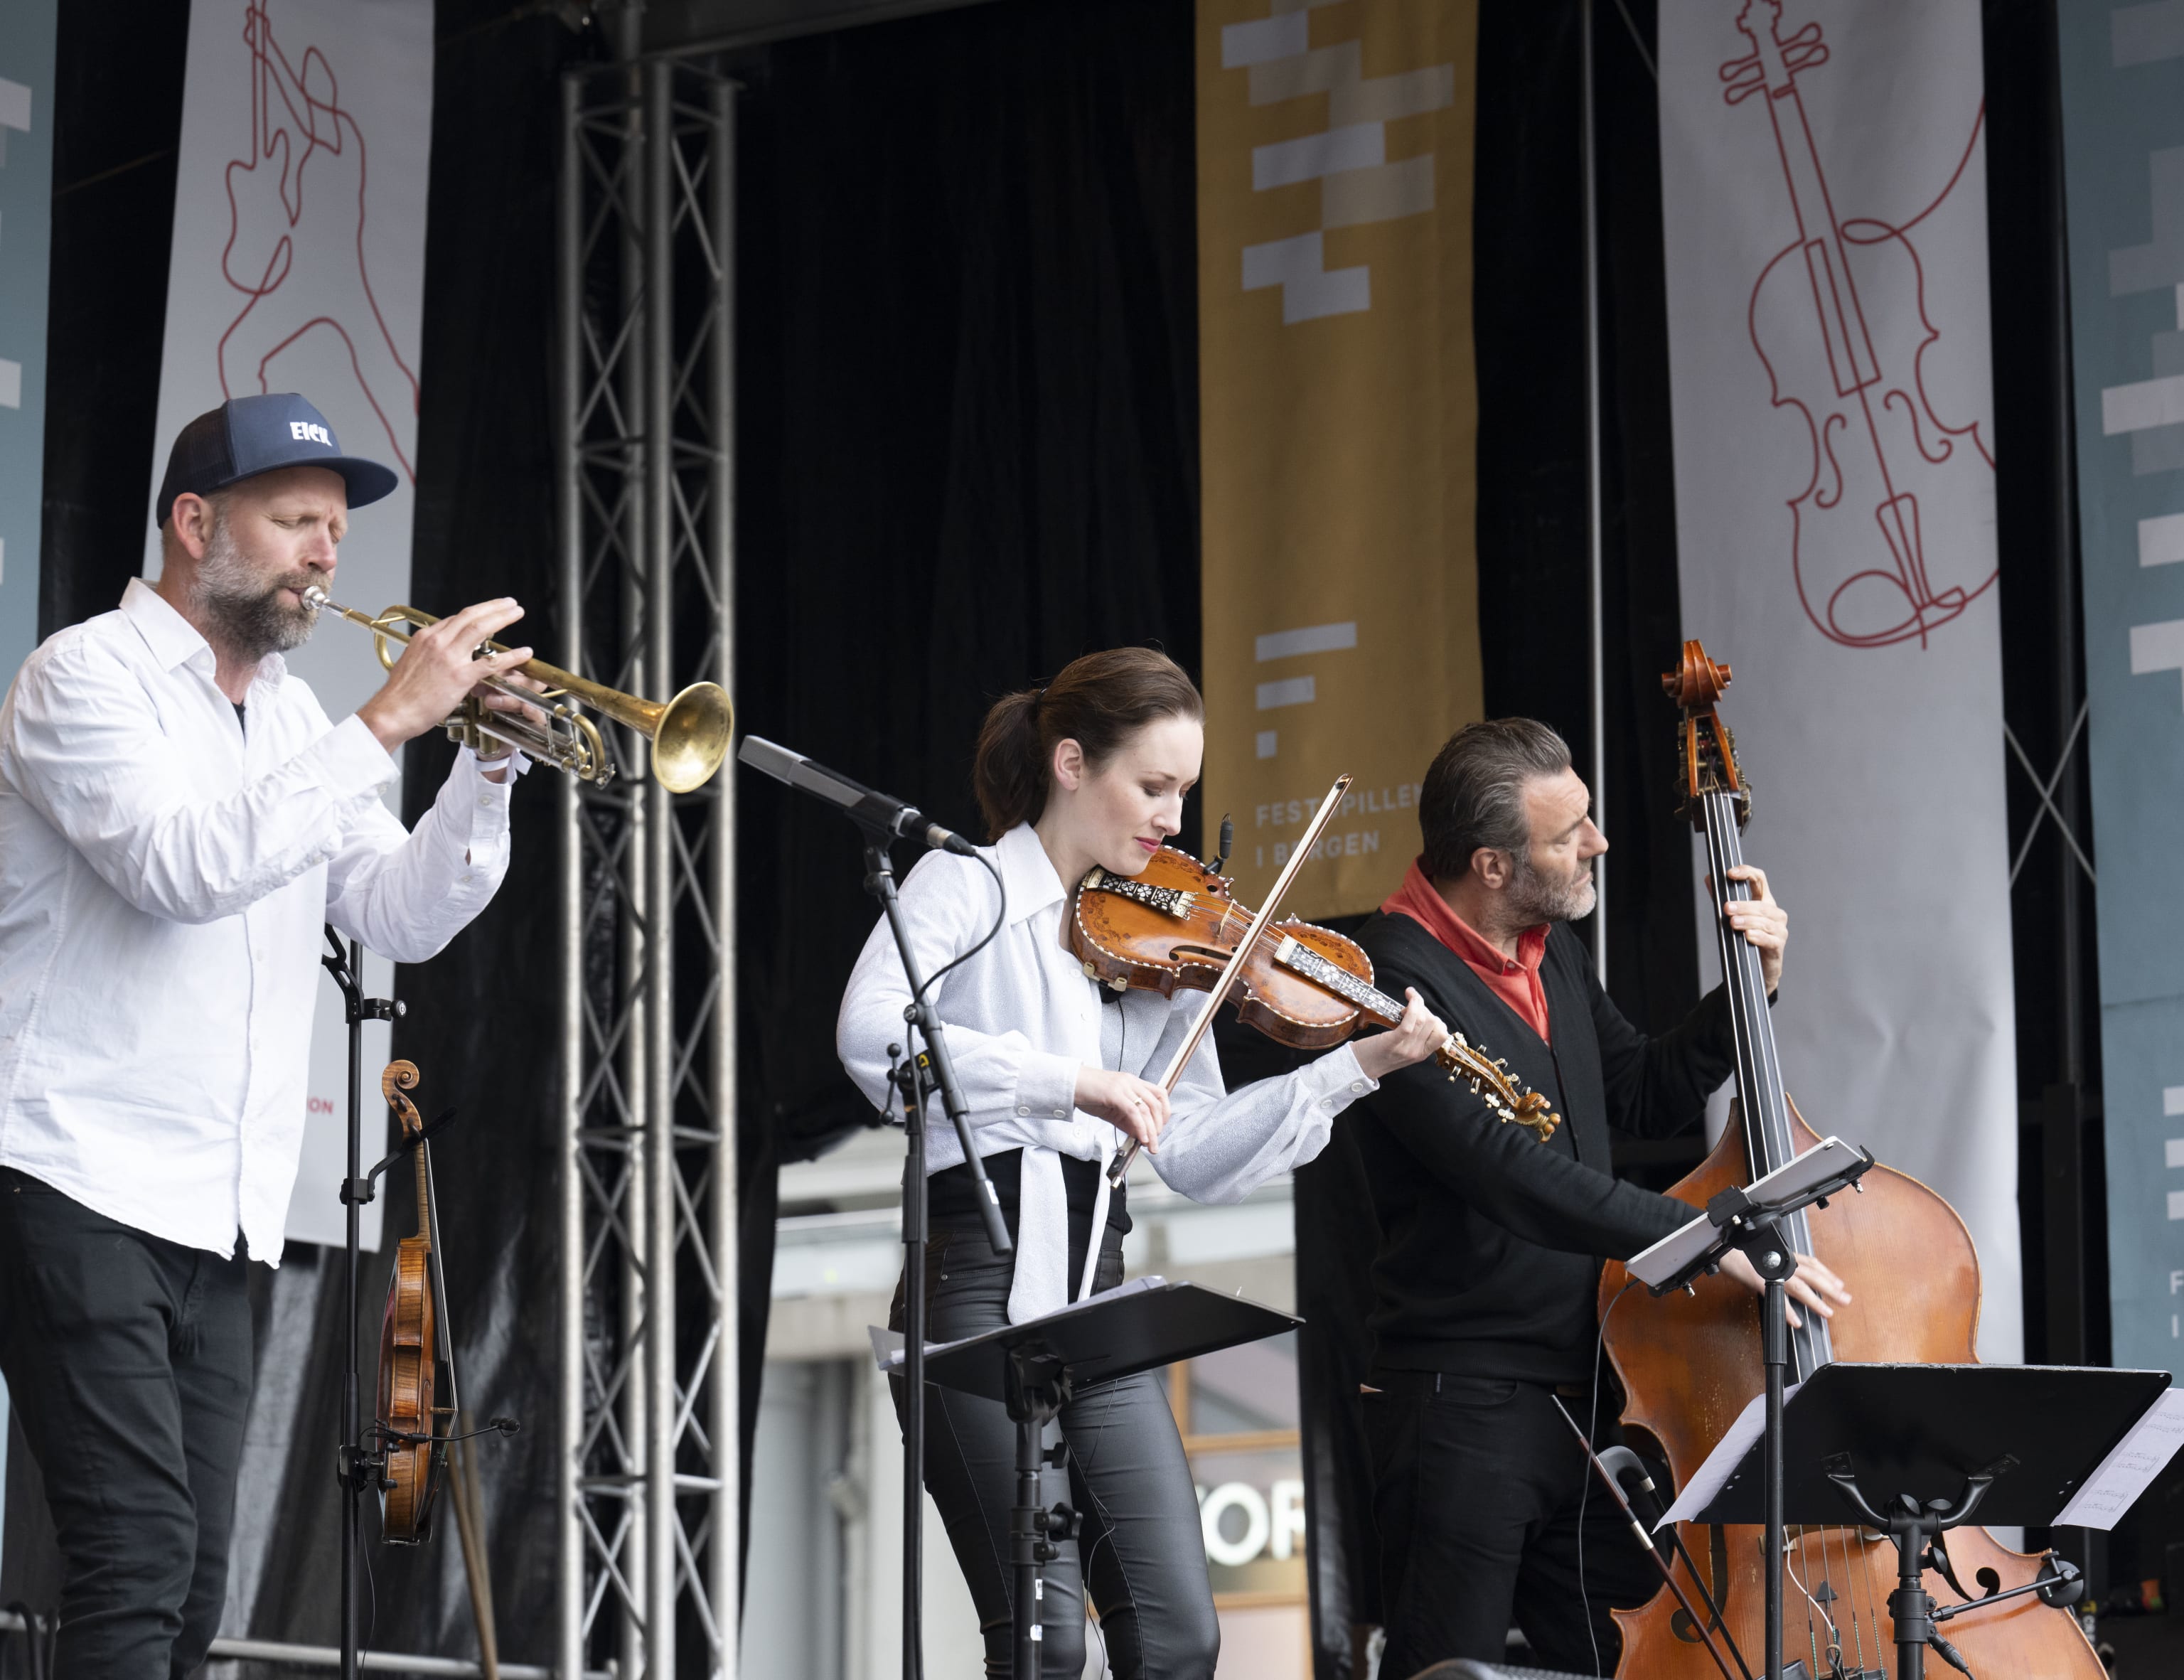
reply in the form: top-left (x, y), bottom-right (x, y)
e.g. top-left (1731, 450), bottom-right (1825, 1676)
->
top-left (2053, 1386), bottom-right (2184, 1529)
top-left (1627, 1136), bottom-right (1864, 1289)
top-left (1655, 1381), bottom-right (1806, 1529)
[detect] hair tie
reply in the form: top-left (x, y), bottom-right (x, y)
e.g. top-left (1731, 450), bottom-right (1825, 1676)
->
top-left (1031, 684), bottom-right (1048, 710)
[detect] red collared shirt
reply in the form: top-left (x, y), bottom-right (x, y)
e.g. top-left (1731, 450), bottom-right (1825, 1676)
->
top-left (1380, 857), bottom-right (1551, 1044)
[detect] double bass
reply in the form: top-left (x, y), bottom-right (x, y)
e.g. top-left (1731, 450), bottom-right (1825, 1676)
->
top-left (1600, 644), bottom-right (2100, 1679)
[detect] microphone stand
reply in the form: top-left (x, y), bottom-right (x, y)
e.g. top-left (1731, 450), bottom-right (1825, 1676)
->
top-left (859, 835), bottom-right (1012, 1680)
top-left (321, 930), bottom-right (402, 1680)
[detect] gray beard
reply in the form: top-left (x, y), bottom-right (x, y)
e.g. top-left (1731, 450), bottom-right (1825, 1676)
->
top-left (1507, 850), bottom-right (1595, 926)
top-left (192, 520), bottom-right (317, 661)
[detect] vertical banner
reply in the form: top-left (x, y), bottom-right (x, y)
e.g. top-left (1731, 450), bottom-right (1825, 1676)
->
top-left (2057, 6), bottom-right (2184, 1381)
top-left (0, 0), bottom-right (55, 1580)
top-left (145, 0), bottom-right (434, 1249)
top-left (0, 0), bottom-right (55, 685)
top-left (1197, 0), bottom-right (1483, 921)
top-left (1659, 1), bottom-right (2022, 1358)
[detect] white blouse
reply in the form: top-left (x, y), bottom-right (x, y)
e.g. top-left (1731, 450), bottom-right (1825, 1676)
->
top-left (836, 820), bottom-right (1377, 1321)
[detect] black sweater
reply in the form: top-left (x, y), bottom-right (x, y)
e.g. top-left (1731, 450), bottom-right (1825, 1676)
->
top-left (1350, 911), bottom-right (1740, 1384)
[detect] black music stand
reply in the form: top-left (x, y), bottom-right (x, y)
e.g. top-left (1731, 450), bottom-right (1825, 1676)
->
top-left (876, 1278), bottom-right (1299, 1680)
top-left (1628, 1137), bottom-right (1875, 1680)
top-left (1681, 1364), bottom-right (2173, 1680)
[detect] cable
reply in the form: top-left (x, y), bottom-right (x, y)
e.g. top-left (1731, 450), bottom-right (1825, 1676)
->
top-left (911, 850), bottom-right (1008, 1009)
top-left (1580, 1278), bottom-right (1642, 1676)
top-left (357, 1494), bottom-right (380, 1654)
top-left (1611, 0), bottom-right (1657, 82)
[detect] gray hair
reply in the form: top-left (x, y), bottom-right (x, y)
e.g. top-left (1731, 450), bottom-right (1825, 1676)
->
top-left (1418, 718), bottom-right (1573, 881)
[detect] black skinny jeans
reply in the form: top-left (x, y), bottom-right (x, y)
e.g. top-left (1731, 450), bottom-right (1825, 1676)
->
top-left (891, 1220), bottom-right (1219, 1680)
top-left (1365, 1369), bottom-right (1661, 1679)
top-left (0, 1169), bottom-right (255, 1679)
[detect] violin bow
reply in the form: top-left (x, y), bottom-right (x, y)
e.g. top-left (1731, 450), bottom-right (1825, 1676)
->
top-left (1106, 774), bottom-right (1353, 1188)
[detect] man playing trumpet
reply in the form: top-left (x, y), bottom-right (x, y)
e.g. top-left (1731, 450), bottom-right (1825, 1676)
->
top-left (0, 392), bottom-right (536, 1676)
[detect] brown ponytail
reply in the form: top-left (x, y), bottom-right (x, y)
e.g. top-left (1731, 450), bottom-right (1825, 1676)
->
top-left (971, 648), bottom-right (1204, 840)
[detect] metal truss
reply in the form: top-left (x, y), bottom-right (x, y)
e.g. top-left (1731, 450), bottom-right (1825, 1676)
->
top-left (556, 58), bottom-right (739, 1679)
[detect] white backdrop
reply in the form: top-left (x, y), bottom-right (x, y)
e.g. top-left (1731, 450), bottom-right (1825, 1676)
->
top-left (1660, 0), bottom-right (2021, 1358)
top-left (143, 0), bottom-right (434, 1251)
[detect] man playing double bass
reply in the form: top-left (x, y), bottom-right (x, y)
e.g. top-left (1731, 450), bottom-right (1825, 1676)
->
top-left (1349, 719), bottom-right (1851, 1678)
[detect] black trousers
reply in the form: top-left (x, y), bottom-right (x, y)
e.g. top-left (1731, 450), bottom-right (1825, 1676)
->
top-left (891, 1221), bottom-right (1219, 1680)
top-left (0, 1169), bottom-right (255, 1679)
top-left (1364, 1369), bottom-right (1660, 1680)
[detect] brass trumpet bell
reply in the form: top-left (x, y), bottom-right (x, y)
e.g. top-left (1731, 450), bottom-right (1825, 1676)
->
top-left (597, 680), bottom-right (737, 795)
top-left (301, 588), bottom-right (734, 790)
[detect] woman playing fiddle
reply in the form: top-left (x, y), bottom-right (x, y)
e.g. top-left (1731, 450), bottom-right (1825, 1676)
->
top-left (836, 647), bottom-right (1447, 1679)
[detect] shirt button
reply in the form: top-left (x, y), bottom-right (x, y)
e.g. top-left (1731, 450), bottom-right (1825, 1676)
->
top-left (1017, 1106), bottom-right (1030, 1117)
top-left (1051, 1108), bottom-right (1066, 1118)
top-left (478, 796), bottom-right (493, 810)
top-left (1351, 1081), bottom-right (1366, 1093)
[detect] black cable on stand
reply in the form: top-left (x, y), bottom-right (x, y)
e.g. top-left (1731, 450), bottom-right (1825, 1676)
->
top-left (737, 738), bottom-right (1012, 1680)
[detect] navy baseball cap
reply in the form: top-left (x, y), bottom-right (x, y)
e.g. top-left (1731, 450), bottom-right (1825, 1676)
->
top-left (154, 393), bottom-right (399, 528)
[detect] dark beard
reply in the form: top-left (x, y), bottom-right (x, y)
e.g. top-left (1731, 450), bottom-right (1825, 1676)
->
top-left (193, 520), bottom-right (317, 660)
top-left (1506, 849), bottom-right (1595, 925)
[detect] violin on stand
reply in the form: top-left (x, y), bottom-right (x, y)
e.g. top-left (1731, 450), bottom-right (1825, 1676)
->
top-left (376, 1060), bottom-right (448, 1541)
top-left (1596, 646), bottom-right (2100, 1680)
top-left (372, 1060), bottom-right (507, 1674)
top-left (317, 931), bottom-right (513, 1680)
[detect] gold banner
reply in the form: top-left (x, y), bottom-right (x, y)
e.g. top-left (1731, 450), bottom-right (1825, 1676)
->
top-left (1196, 0), bottom-right (1482, 919)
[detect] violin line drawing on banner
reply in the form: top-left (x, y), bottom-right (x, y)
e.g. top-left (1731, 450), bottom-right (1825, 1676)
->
top-left (218, 0), bottom-right (419, 481)
top-left (1725, 0), bottom-right (1995, 650)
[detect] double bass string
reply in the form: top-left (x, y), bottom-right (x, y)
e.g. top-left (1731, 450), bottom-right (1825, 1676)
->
top-left (1703, 789), bottom-right (1833, 1379)
top-left (1829, 1523), bottom-right (1872, 1676)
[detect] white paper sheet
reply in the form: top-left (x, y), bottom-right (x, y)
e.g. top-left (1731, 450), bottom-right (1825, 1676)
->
top-left (1656, 1381), bottom-right (1806, 1530)
top-left (2053, 1386), bottom-right (2184, 1529)
top-left (1627, 1137), bottom-right (1866, 1290)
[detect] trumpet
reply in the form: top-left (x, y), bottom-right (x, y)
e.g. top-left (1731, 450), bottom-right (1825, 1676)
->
top-left (301, 588), bottom-right (734, 792)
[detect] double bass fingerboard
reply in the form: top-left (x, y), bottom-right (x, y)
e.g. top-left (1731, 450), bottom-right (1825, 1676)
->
top-left (1701, 788), bottom-right (1835, 1381)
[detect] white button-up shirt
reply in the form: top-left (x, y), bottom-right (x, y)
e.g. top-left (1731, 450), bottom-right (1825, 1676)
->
top-left (837, 820), bottom-right (1376, 1320)
top-left (0, 580), bottom-right (517, 1263)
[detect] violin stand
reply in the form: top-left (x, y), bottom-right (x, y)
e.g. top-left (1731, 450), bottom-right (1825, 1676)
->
top-left (1680, 1363), bottom-right (2169, 1680)
top-left (880, 1278), bottom-right (1300, 1680)
top-left (1630, 1143), bottom-right (1875, 1680)
top-left (322, 931), bottom-right (400, 1680)
top-left (858, 837), bottom-right (1013, 1680)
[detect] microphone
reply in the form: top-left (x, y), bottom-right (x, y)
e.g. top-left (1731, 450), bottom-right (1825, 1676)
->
top-left (737, 735), bottom-right (980, 857)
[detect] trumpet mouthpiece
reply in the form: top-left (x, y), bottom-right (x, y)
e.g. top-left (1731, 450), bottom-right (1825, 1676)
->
top-left (301, 585), bottom-right (330, 611)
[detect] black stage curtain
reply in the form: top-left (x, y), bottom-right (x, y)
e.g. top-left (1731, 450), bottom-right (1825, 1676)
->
top-left (732, 0), bottom-right (1204, 1170)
